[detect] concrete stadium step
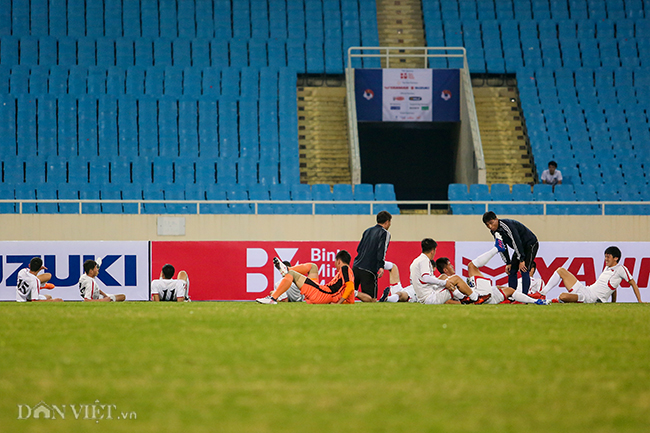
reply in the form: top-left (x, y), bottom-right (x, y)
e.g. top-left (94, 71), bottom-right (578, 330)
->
top-left (297, 85), bottom-right (351, 185)
top-left (473, 85), bottom-right (535, 186)
top-left (377, 0), bottom-right (426, 69)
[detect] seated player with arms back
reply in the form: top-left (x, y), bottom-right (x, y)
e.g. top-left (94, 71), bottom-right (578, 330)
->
top-left (151, 264), bottom-right (190, 302)
top-left (256, 250), bottom-right (355, 305)
top-left (541, 246), bottom-right (643, 303)
top-left (16, 257), bottom-right (62, 302)
top-left (79, 259), bottom-right (126, 302)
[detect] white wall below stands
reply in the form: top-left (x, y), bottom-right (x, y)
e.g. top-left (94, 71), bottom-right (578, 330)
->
top-left (1, 214), bottom-right (649, 242)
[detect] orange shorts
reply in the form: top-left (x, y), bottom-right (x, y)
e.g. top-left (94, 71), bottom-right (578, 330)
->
top-left (300, 279), bottom-right (335, 304)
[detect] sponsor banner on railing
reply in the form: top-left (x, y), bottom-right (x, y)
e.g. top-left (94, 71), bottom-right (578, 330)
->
top-left (455, 242), bottom-right (649, 302)
top-left (0, 242), bottom-right (150, 301)
top-left (151, 241), bottom-right (454, 301)
top-left (355, 68), bottom-right (460, 122)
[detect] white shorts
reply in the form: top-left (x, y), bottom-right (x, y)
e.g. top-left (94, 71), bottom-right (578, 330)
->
top-left (391, 283), bottom-right (417, 303)
top-left (568, 281), bottom-right (598, 303)
top-left (471, 277), bottom-right (506, 304)
top-left (422, 289), bottom-right (452, 305)
top-left (38, 294), bottom-right (48, 301)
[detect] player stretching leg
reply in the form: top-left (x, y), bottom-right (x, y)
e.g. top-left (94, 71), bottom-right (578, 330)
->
top-left (541, 246), bottom-right (643, 303)
top-left (16, 257), bottom-right (62, 302)
top-left (377, 261), bottom-right (417, 303)
top-left (256, 251), bottom-right (355, 305)
top-left (437, 245), bottom-right (549, 305)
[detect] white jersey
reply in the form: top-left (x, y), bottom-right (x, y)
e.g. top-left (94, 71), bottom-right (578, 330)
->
top-left (16, 269), bottom-right (41, 302)
top-left (410, 253), bottom-right (446, 304)
top-left (517, 276), bottom-right (544, 294)
top-left (589, 264), bottom-right (633, 303)
top-left (79, 274), bottom-right (100, 300)
top-left (151, 279), bottom-right (187, 301)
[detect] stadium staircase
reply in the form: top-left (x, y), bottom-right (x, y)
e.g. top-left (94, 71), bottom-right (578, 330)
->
top-left (298, 84), bottom-right (351, 185)
top-left (376, 0), bottom-right (427, 68)
top-left (473, 86), bottom-right (535, 185)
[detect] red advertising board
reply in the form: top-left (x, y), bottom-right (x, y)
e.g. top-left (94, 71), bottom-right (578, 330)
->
top-left (151, 241), bottom-right (455, 301)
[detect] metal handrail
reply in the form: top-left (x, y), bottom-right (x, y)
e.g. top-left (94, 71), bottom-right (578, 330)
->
top-left (0, 199), bottom-right (646, 216)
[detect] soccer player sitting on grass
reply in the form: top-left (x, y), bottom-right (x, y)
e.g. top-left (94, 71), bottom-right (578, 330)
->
top-left (540, 246), bottom-right (643, 303)
top-left (410, 238), bottom-right (491, 305)
top-left (274, 261), bottom-right (305, 303)
top-left (256, 251), bottom-right (355, 305)
top-left (436, 246), bottom-right (549, 305)
top-left (16, 257), bottom-right (62, 302)
top-left (79, 259), bottom-right (126, 302)
top-left (377, 261), bottom-right (417, 303)
top-left (151, 264), bottom-right (190, 302)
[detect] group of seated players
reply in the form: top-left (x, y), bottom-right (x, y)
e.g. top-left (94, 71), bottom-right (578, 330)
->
top-left (15, 241), bottom-right (642, 305)
top-left (256, 238), bottom-right (643, 305)
top-left (16, 258), bottom-right (189, 303)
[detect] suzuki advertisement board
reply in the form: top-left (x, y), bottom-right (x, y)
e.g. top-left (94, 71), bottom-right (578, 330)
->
top-left (0, 241), bottom-right (150, 301)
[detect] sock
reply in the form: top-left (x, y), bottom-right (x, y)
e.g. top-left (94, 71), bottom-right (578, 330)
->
top-left (508, 270), bottom-right (518, 294)
top-left (453, 289), bottom-right (465, 300)
top-left (386, 294), bottom-right (400, 303)
top-left (511, 291), bottom-right (538, 304)
top-left (469, 291), bottom-right (478, 301)
top-left (384, 261), bottom-right (394, 271)
top-left (471, 247), bottom-right (499, 268)
top-left (271, 275), bottom-right (293, 300)
top-left (520, 271), bottom-right (530, 295)
top-left (543, 271), bottom-right (561, 295)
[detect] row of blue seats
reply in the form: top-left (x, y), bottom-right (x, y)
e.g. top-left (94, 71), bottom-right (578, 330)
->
top-left (1, 158), bottom-right (299, 186)
top-left (0, 182), bottom-right (400, 215)
top-left (0, 0), bottom-right (378, 40)
top-left (449, 183), bottom-right (650, 202)
top-left (519, 66), bottom-right (650, 90)
top-left (423, 0), bottom-right (648, 21)
top-left (450, 202), bottom-right (650, 215)
top-left (0, 37), bottom-right (378, 73)
top-left (0, 66), bottom-right (298, 98)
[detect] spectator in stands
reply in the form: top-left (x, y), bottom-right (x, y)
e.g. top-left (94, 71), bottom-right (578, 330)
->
top-left (540, 161), bottom-right (562, 190)
top-left (353, 211), bottom-right (392, 302)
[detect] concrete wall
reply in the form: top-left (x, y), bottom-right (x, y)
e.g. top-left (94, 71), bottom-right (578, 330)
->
top-left (2, 214), bottom-right (649, 242)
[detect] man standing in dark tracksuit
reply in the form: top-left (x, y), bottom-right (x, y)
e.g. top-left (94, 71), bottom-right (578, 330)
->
top-left (482, 211), bottom-right (539, 295)
top-left (353, 210), bottom-right (392, 302)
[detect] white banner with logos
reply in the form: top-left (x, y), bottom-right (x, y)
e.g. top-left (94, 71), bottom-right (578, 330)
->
top-left (454, 242), bottom-right (649, 302)
top-left (0, 241), bottom-right (150, 301)
top-left (382, 69), bottom-right (433, 121)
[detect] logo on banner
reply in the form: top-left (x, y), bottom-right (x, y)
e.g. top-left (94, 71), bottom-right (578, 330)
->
top-left (390, 106), bottom-right (401, 110)
top-left (409, 96), bottom-right (422, 101)
top-left (363, 89), bottom-right (374, 100)
top-left (246, 248), bottom-right (298, 293)
top-left (441, 90), bottom-right (452, 101)
top-left (393, 96), bottom-right (404, 101)
top-left (400, 72), bottom-right (415, 79)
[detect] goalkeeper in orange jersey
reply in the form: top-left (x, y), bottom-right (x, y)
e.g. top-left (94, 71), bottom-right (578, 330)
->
top-left (256, 250), bottom-right (355, 305)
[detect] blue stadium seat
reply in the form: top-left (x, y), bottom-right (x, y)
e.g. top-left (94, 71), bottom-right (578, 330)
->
top-left (291, 184), bottom-right (313, 215)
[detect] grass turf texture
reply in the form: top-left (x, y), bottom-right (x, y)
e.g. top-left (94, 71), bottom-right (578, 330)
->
top-left (1, 303), bottom-right (649, 433)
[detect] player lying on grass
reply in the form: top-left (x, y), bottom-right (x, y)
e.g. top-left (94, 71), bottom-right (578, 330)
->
top-left (16, 257), bottom-right (62, 302)
top-left (435, 246), bottom-right (549, 305)
top-left (151, 264), bottom-right (190, 302)
top-left (541, 246), bottom-right (643, 303)
top-left (377, 261), bottom-right (417, 303)
top-left (410, 238), bottom-right (491, 305)
top-left (79, 259), bottom-right (126, 302)
top-left (256, 250), bottom-right (355, 305)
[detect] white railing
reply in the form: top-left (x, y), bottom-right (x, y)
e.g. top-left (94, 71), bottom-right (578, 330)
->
top-left (345, 46), bottom-right (486, 185)
top-left (0, 199), bottom-right (647, 216)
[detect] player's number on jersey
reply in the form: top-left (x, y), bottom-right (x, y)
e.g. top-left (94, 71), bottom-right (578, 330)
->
top-left (17, 279), bottom-right (29, 295)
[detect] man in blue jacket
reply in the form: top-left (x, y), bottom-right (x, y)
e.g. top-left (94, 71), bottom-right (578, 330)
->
top-left (353, 210), bottom-right (392, 302)
top-left (482, 211), bottom-right (539, 295)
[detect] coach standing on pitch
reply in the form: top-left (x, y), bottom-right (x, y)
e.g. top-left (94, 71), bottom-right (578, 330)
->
top-left (353, 210), bottom-right (392, 302)
top-left (482, 211), bottom-right (539, 295)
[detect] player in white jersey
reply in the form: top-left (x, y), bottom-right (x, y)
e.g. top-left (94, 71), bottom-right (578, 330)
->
top-left (409, 238), bottom-right (490, 305)
top-left (541, 246), bottom-right (643, 303)
top-left (79, 259), bottom-right (126, 302)
top-left (377, 261), bottom-right (417, 303)
top-left (275, 261), bottom-right (305, 302)
top-left (435, 246), bottom-right (549, 305)
top-left (16, 257), bottom-right (62, 302)
top-left (151, 264), bottom-right (190, 302)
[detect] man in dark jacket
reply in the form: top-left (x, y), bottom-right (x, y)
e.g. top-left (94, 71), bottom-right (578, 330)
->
top-left (353, 210), bottom-right (392, 302)
top-left (482, 211), bottom-right (539, 295)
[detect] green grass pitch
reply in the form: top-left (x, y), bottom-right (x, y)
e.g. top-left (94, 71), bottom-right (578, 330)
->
top-left (1, 302), bottom-right (649, 433)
